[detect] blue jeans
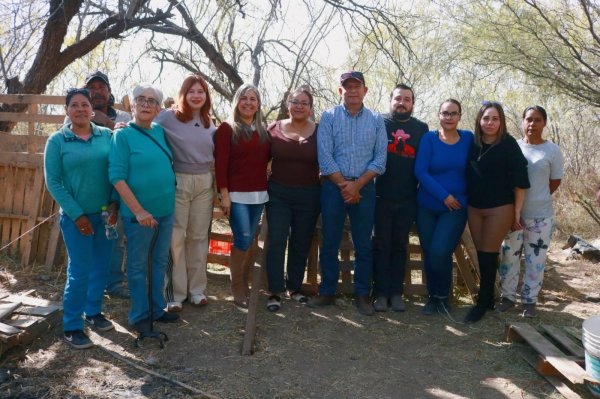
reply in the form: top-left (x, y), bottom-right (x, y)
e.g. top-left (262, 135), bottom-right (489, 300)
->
top-left (229, 202), bottom-right (264, 251)
top-left (266, 181), bottom-right (320, 293)
top-left (123, 214), bottom-right (173, 325)
top-left (106, 218), bottom-right (126, 292)
top-left (373, 197), bottom-right (417, 297)
top-left (61, 213), bottom-right (114, 331)
top-left (319, 179), bottom-right (375, 296)
top-left (416, 206), bottom-right (467, 299)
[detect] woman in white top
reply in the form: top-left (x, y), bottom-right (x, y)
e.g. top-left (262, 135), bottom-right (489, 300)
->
top-left (497, 105), bottom-right (564, 318)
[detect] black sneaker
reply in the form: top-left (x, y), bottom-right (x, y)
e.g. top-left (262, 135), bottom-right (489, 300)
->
top-left (422, 298), bottom-right (438, 316)
top-left (64, 330), bottom-right (93, 349)
top-left (156, 312), bottom-right (181, 323)
top-left (84, 313), bottom-right (114, 332)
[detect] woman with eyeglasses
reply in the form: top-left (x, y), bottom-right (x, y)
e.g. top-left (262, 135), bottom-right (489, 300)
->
top-left (154, 75), bottom-right (216, 312)
top-left (214, 83), bottom-right (270, 308)
top-left (44, 88), bottom-right (117, 349)
top-left (109, 83), bottom-right (179, 334)
top-left (415, 99), bottom-right (473, 315)
top-left (464, 101), bottom-right (530, 323)
top-left (497, 106), bottom-right (563, 318)
top-left (264, 87), bottom-right (320, 312)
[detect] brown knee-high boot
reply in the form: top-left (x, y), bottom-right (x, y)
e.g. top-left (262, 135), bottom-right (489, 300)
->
top-left (229, 246), bottom-right (249, 308)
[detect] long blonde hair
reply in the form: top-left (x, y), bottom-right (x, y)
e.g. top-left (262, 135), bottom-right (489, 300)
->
top-left (228, 83), bottom-right (268, 143)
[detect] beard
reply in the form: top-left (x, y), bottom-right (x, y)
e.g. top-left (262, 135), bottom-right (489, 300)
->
top-left (391, 108), bottom-right (413, 121)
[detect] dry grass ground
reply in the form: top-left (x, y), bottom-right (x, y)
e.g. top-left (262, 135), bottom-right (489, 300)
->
top-left (0, 240), bottom-right (599, 399)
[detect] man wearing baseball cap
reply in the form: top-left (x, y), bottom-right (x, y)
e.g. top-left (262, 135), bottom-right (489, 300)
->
top-left (308, 70), bottom-right (387, 315)
top-left (84, 70), bottom-right (131, 130)
top-left (84, 70), bottom-right (131, 299)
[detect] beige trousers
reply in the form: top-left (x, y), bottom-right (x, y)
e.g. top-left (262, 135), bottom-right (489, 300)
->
top-left (165, 172), bottom-right (214, 302)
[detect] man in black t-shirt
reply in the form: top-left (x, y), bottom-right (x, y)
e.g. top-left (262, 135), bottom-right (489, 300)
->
top-left (373, 84), bottom-right (429, 312)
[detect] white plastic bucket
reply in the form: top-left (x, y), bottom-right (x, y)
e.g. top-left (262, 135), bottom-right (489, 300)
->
top-left (583, 315), bottom-right (600, 397)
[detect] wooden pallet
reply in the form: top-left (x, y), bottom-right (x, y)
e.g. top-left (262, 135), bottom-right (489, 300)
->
top-left (505, 322), bottom-right (599, 399)
top-left (0, 290), bottom-right (62, 357)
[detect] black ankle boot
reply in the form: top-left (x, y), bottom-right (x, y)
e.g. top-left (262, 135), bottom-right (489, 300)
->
top-left (464, 304), bottom-right (487, 322)
top-left (467, 251), bottom-right (499, 323)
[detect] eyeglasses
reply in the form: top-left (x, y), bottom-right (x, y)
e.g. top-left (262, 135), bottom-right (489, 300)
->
top-left (135, 96), bottom-right (159, 107)
top-left (439, 111), bottom-right (460, 118)
top-left (289, 100), bottom-right (311, 107)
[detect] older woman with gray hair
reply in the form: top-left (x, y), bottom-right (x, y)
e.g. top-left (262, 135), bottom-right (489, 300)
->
top-left (109, 83), bottom-right (179, 332)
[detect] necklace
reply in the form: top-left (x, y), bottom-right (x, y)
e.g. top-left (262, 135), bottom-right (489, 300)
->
top-left (477, 142), bottom-right (494, 161)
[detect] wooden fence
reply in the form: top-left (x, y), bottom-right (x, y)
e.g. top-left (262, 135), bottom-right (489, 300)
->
top-left (0, 94), bottom-right (66, 268)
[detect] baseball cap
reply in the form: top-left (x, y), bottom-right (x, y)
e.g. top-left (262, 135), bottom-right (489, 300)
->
top-left (340, 71), bottom-right (365, 86)
top-left (85, 70), bottom-right (110, 87)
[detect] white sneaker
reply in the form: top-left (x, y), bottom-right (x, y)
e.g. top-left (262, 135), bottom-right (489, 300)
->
top-left (190, 294), bottom-right (208, 307)
top-left (167, 301), bottom-right (183, 312)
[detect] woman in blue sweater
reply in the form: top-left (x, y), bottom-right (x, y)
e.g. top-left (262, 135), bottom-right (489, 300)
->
top-left (109, 83), bottom-right (179, 333)
top-left (415, 99), bottom-right (473, 315)
top-left (44, 88), bottom-right (116, 349)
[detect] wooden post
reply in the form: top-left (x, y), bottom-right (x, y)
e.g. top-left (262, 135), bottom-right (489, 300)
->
top-left (44, 214), bottom-right (61, 272)
top-left (19, 168), bottom-right (44, 266)
top-left (241, 216), bottom-right (267, 356)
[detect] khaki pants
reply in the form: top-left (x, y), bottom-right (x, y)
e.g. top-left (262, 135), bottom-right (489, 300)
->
top-left (165, 172), bottom-right (214, 302)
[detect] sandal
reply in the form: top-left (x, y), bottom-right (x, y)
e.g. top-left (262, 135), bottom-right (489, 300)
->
top-left (289, 291), bottom-right (308, 303)
top-left (266, 295), bottom-right (281, 312)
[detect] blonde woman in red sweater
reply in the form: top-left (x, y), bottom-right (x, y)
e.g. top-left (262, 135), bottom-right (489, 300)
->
top-left (214, 84), bottom-right (270, 308)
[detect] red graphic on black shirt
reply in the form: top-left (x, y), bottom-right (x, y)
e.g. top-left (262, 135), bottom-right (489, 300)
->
top-left (387, 129), bottom-right (415, 158)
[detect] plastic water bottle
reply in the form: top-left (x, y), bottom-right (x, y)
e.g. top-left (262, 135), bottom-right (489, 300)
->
top-left (101, 206), bottom-right (118, 240)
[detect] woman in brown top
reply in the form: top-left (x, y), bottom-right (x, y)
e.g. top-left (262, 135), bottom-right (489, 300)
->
top-left (265, 88), bottom-right (320, 311)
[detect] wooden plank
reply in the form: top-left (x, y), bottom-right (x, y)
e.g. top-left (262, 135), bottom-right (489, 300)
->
top-left (0, 322), bottom-right (22, 336)
top-left (306, 233), bottom-right (319, 286)
top-left (7, 314), bottom-right (45, 329)
top-left (0, 94), bottom-right (65, 105)
top-left (0, 112), bottom-right (65, 126)
top-left (0, 302), bottom-right (22, 320)
top-left (0, 112), bottom-right (65, 124)
top-left (506, 323), bottom-right (588, 384)
top-left (9, 167), bottom-right (27, 252)
top-left (520, 352), bottom-right (583, 399)
top-left (461, 227), bottom-right (480, 272)
top-left (339, 231), bottom-right (352, 294)
top-left (15, 305), bottom-right (60, 317)
top-left (207, 253), bottom-right (229, 266)
top-left (0, 166), bottom-right (14, 246)
top-left (242, 215), bottom-right (267, 356)
top-left (3, 294), bottom-right (53, 307)
top-left (20, 167), bottom-right (44, 266)
top-left (453, 244), bottom-right (478, 301)
top-left (0, 152), bottom-right (44, 168)
top-left (541, 324), bottom-right (585, 358)
top-left (0, 134), bottom-right (48, 153)
top-left (44, 213), bottom-right (61, 271)
top-left (0, 307), bottom-right (60, 356)
top-left (564, 327), bottom-right (583, 343)
top-left (28, 103), bottom-right (37, 137)
top-left (210, 232), bottom-right (232, 242)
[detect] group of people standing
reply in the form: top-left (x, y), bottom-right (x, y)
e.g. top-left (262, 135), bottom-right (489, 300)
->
top-left (44, 69), bottom-right (563, 350)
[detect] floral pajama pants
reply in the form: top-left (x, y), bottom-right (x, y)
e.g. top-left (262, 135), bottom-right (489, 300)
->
top-left (498, 217), bottom-right (555, 304)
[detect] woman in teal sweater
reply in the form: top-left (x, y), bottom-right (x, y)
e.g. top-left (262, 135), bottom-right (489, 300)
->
top-left (109, 83), bottom-right (178, 333)
top-left (44, 88), bottom-right (117, 349)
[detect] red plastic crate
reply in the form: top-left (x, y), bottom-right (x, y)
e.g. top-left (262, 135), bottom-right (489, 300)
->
top-left (209, 239), bottom-right (232, 255)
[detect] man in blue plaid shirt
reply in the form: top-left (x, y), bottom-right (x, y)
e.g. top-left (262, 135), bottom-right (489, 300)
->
top-left (308, 71), bottom-right (387, 316)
